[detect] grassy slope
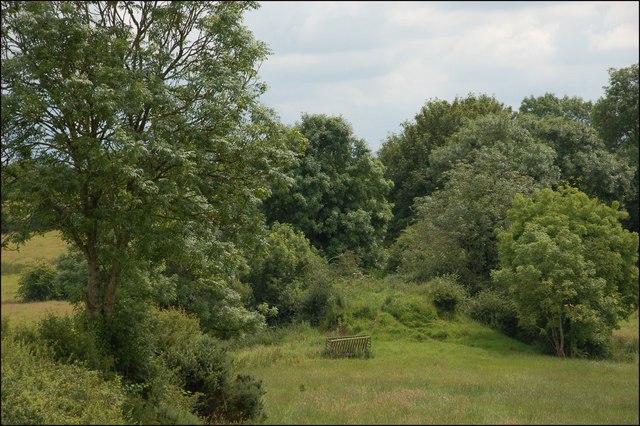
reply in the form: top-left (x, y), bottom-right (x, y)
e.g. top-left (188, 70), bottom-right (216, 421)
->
top-left (233, 276), bottom-right (639, 425)
top-left (1, 232), bottom-right (74, 322)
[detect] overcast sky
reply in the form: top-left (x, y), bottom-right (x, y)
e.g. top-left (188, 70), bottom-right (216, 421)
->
top-left (244, 1), bottom-right (639, 153)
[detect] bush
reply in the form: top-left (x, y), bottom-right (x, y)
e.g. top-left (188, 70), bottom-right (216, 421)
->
top-left (244, 222), bottom-right (329, 325)
top-left (429, 274), bottom-right (468, 315)
top-left (37, 313), bottom-right (110, 374)
top-left (152, 308), bottom-right (266, 423)
top-left (53, 251), bottom-right (88, 303)
top-left (1, 335), bottom-right (130, 425)
top-left (382, 294), bottom-right (437, 328)
top-left (463, 289), bottom-right (519, 336)
top-left (16, 263), bottom-right (60, 301)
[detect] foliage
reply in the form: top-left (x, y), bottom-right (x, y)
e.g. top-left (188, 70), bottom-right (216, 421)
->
top-left (1, 334), bottom-right (129, 425)
top-left (392, 113), bottom-right (558, 288)
top-left (517, 113), bottom-right (635, 215)
top-left (381, 293), bottom-right (437, 329)
top-left (16, 262), bottom-right (59, 301)
top-left (592, 64), bottom-right (639, 159)
top-left (175, 276), bottom-right (268, 339)
top-left (52, 250), bottom-right (88, 303)
top-left (519, 93), bottom-right (593, 124)
top-left (150, 308), bottom-right (266, 423)
top-left (1, 1), bottom-right (301, 322)
top-left (463, 289), bottom-right (519, 337)
top-left (378, 94), bottom-right (511, 238)
top-left (36, 313), bottom-right (110, 373)
top-left (592, 63), bottom-right (639, 232)
top-left (493, 186), bottom-right (639, 357)
top-left (428, 274), bottom-right (468, 315)
top-left (264, 114), bottom-right (393, 267)
top-left (243, 222), bottom-right (326, 324)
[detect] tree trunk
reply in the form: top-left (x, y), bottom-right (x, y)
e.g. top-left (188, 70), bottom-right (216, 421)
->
top-left (103, 261), bottom-right (122, 320)
top-left (86, 248), bottom-right (102, 323)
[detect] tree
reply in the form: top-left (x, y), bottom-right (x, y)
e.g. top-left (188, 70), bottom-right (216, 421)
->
top-left (264, 114), bottom-right (393, 267)
top-left (392, 113), bottom-right (559, 289)
top-left (519, 93), bottom-right (593, 124)
top-left (1, 1), bottom-right (300, 322)
top-left (378, 94), bottom-right (511, 239)
top-left (493, 186), bottom-right (639, 357)
top-left (592, 64), bottom-right (639, 232)
top-left (517, 114), bottom-right (635, 210)
top-left (242, 222), bottom-right (328, 325)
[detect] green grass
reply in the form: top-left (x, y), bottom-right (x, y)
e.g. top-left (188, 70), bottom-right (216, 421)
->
top-left (1, 232), bottom-right (73, 323)
top-left (230, 275), bottom-right (639, 424)
top-left (235, 325), bottom-right (639, 424)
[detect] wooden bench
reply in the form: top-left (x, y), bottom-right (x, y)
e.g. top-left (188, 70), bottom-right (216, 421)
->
top-left (325, 335), bottom-right (371, 358)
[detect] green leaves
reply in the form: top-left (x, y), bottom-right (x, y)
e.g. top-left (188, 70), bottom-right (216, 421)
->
top-left (1, 1), bottom-right (298, 321)
top-left (265, 114), bottom-right (392, 267)
top-left (493, 186), bottom-right (639, 357)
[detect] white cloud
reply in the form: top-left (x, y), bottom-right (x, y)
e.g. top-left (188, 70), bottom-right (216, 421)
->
top-left (244, 1), bottom-right (639, 152)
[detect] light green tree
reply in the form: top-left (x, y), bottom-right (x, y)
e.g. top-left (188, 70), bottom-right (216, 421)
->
top-left (264, 114), bottom-right (393, 267)
top-left (493, 186), bottom-right (639, 357)
top-left (1, 1), bottom-right (301, 322)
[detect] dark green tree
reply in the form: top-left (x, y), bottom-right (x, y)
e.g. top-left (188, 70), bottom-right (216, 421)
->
top-left (592, 64), bottom-right (639, 232)
top-left (378, 94), bottom-right (511, 239)
top-left (392, 113), bottom-right (559, 289)
top-left (1, 1), bottom-right (300, 322)
top-left (517, 114), bottom-right (635, 210)
top-left (264, 114), bottom-right (392, 267)
top-left (519, 93), bottom-right (593, 124)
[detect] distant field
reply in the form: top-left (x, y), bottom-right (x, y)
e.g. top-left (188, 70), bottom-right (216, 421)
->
top-left (1, 232), bottom-right (73, 323)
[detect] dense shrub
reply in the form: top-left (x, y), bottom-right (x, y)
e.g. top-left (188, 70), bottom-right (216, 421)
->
top-left (151, 308), bottom-right (266, 423)
top-left (16, 263), bottom-right (59, 301)
top-left (16, 253), bottom-right (87, 303)
top-left (463, 289), bottom-right (519, 336)
top-left (53, 251), bottom-right (88, 303)
top-left (1, 335), bottom-right (129, 425)
top-left (36, 313), bottom-right (110, 373)
top-left (382, 294), bottom-right (437, 328)
top-left (429, 275), bottom-right (468, 315)
top-left (244, 222), bottom-right (331, 325)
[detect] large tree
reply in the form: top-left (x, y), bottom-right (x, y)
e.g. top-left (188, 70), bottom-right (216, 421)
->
top-left (493, 186), bottom-right (639, 357)
top-left (264, 114), bottom-right (392, 267)
top-left (592, 64), bottom-right (639, 232)
top-left (1, 1), bottom-right (300, 322)
top-left (391, 113), bottom-right (559, 289)
top-left (517, 114), bottom-right (635, 210)
top-left (378, 94), bottom-right (510, 239)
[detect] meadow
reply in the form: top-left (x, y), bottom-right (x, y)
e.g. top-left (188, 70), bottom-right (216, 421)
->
top-left (2, 233), bottom-right (638, 424)
top-left (1, 232), bottom-right (74, 323)
top-left (231, 279), bottom-right (639, 425)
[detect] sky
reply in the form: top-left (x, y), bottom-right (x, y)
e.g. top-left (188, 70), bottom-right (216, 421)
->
top-left (243, 1), bottom-right (639, 153)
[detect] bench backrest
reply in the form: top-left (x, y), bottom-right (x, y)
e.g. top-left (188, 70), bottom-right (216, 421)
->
top-left (325, 335), bottom-right (371, 357)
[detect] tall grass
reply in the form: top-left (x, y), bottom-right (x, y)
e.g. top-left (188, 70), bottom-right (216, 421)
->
top-left (230, 274), bottom-right (639, 424)
top-left (235, 328), bottom-right (639, 424)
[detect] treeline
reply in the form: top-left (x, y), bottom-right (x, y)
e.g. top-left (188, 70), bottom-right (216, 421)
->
top-left (1, 1), bottom-right (638, 424)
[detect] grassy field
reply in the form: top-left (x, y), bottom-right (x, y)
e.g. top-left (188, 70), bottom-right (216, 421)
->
top-left (1, 232), bottom-right (74, 323)
top-left (235, 323), bottom-right (639, 424)
top-left (230, 276), bottom-right (639, 425)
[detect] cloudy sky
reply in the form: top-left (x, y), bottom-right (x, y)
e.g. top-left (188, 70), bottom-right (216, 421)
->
top-left (244, 1), bottom-right (639, 153)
